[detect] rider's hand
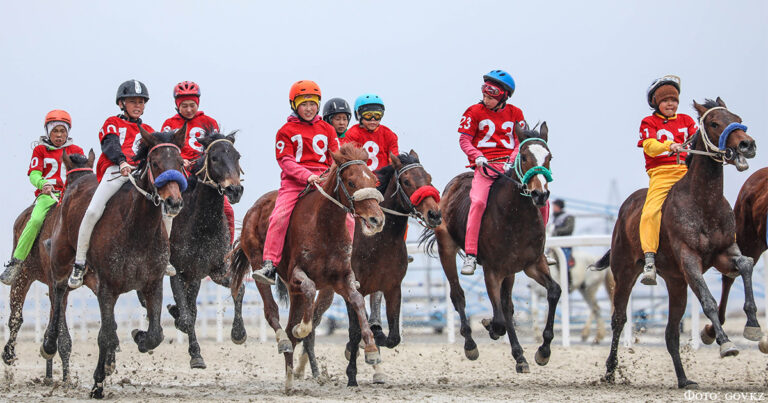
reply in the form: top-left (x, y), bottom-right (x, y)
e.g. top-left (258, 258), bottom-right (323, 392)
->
top-left (307, 174), bottom-right (321, 185)
top-left (42, 183), bottom-right (54, 195)
top-left (669, 143), bottom-right (684, 153)
top-left (183, 159), bottom-right (191, 170)
top-left (475, 156), bottom-right (488, 167)
top-left (119, 161), bottom-right (133, 177)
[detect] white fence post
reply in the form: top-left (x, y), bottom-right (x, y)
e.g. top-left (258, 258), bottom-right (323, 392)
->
top-left (763, 251), bottom-right (768, 330)
top-left (553, 247), bottom-right (570, 347)
top-left (216, 283), bottom-right (224, 343)
top-left (34, 284), bottom-right (41, 344)
top-left (259, 296), bottom-right (267, 343)
top-left (446, 275), bottom-right (455, 344)
top-left (623, 292), bottom-right (633, 347)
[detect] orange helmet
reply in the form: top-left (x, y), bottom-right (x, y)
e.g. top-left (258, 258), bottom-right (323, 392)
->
top-left (44, 110), bottom-right (72, 129)
top-left (289, 80), bottom-right (321, 109)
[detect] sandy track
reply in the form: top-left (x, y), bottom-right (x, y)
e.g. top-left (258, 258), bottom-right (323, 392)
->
top-left (2, 337), bottom-right (766, 402)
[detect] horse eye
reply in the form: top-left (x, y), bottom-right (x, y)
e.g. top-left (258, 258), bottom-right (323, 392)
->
top-left (348, 180), bottom-right (356, 188)
top-left (403, 179), bottom-right (411, 187)
top-left (710, 122), bottom-right (719, 128)
top-left (211, 155), bottom-right (219, 162)
top-left (521, 155), bottom-right (527, 162)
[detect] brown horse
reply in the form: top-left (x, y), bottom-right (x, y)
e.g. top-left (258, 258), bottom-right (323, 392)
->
top-left (41, 127), bottom-right (187, 399)
top-left (164, 130), bottom-right (245, 370)
top-left (292, 151), bottom-right (442, 386)
top-left (230, 144), bottom-right (385, 392)
top-left (712, 167), bottom-right (768, 353)
top-left (2, 150), bottom-right (94, 381)
top-left (594, 98), bottom-right (758, 389)
top-left (421, 122), bottom-right (561, 373)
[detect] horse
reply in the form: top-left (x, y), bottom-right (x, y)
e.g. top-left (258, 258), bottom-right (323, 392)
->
top-left (420, 122), bottom-right (561, 373)
top-left (163, 130), bottom-right (245, 369)
top-left (2, 150), bottom-right (95, 382)
top-left (533, 249), bottom-right (615, 344)
top-left (713, 167), bottom-right (768, 353)
top-left (41, 127), bottom-right (188, 398)
top-left (292, 150), bottom-right (443, 386)
top-left (229, 144), bottom-right (386, 392)
top-left (593, 98), bottom-right (759, 389)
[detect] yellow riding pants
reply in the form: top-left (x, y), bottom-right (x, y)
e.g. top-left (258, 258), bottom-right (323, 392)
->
top-left (639, 164), bottom-right (688, 253)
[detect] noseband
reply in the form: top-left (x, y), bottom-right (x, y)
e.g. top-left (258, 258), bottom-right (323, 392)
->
top-left (195, 138), bottom-right (244, 195)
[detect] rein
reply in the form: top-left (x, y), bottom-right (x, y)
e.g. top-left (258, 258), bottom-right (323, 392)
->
top-left (195, 138), bottom-right (244, 194)
top-left (686, 106), bottom-right (748, 164)
top-left (379, 162), bottom-right (440, 228)
top-left (313, 160), bottom-right (384, 218)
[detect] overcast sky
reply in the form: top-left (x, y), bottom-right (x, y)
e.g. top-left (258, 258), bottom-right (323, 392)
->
top-left (1, 1), bottom-right (766, 255)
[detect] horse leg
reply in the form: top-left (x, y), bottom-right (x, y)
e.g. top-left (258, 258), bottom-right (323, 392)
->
top-left (90, 291), bottom-right (118, 399)
top-left (499, 275), bottom-right (529, 373)
top-left (57, 291), bottom-right (73, 382)
top-left (336, 274), bottom-right (379, 366)
top-left (665, 278), bottom-right (697, 389)
top-left (702, 275), bottom-right (732, 344)
top-left (283, 292), bottom-right (305, 394)
top-left (436, 229), bottom-right (477, 360)
top-left (167, 273), bottom-right (191, 334)
top-left (132, 280), bottom-right (165, 353)
top-left (383, 286), bottom-right (402, 349)
top-left (368, 291), bottom-right (387, 346)
top-left (254, 281), bottom-right (290, 353)
top-left (298, 288), bottom-right (334, 379)
top-left (231, 283), bottom-right (247, 344)
top-left (289, 269), bottom-right (316, 339)
top-left (680, 250), bottom-right (738, 357)
top-left (41, 282), bottom-right (67, 359)
top-left (184, 280), bottom-right (206, 369)
top-left (603, 264), bottom-right (639, 384)
top-left (3, 275), bottom-right (32, 365)
top-left (524, 259), bottom-right (562, 366)
top-left (344, 300), bottom-right (363, 387)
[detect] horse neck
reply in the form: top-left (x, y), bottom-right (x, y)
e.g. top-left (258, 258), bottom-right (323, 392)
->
top-left (379, 171), bottom-right (409, 234)
top-left (677, 137), bottom-right (724, 201)
top-left (189, 181), bottom-right (224, 218)
top-left (124, 174), bottom-right (163, 229)
top-left (490, 177), bottom-right (541, 224)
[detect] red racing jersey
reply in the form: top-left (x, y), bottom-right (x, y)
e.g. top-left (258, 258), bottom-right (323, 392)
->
top-left (28, 143), bottom-right (85, 197)
top-left (275, 117), bottom-right (340, 172)
top-left (458, 103), bottom-right (526, 163)
top-left (96, 116), bottom-right (155, 181)
top-left (161, 111), bottom-right (220, 161)
top-left (340, 124), bottom-right (399, 171)
top-left (637, 113), bottom-right (697, 171)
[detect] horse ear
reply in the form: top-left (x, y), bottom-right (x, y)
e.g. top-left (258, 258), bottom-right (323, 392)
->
top-left (514, 122), bottom-right (528, 142)
top-left (693, 100), bottom-right (707, 116)
top-left (539, 122), bottom-right (548, 141)
top-left (226, 133), bottom-right (236, 144)
top-left (138, 125), bottom-right (158, 148)
top-left (62, 150), bottom-right (73, 169)
top-left (87, 149), bottom-right (96, 168)
top-left (409, 149), bottom-right (419, 161)
top-left (172, 122), bottom-right (187, 149)
top-left (389, 152), bottom-right (402, 169)
top-left (716, 97), bottom-right (727, 108)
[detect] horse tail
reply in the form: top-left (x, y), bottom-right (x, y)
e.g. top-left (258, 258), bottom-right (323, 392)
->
top-left (228, 239), bottom-right (250, 298)
top-left (604, 268), bottom-right (616, 303)
top-left (418, 227), bottom-right (438, 258)
top-left (590, 249), bottom-right (611, 271)
top-left (276, 277), bottom-right (289, 307)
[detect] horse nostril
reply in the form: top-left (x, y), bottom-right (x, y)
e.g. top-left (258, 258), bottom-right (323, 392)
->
top-left (369, 217), bottom-right (379, 227)
top-left (428, 210), bottom-right (441, 220)
top-left (739, 140), bottom-right (756, 155)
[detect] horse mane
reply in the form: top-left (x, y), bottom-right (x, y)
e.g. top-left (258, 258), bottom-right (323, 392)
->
top-left (132, 131), bottom-right (176, 171)
top-left (375, 152), bottom-right (420, 194)
top-left (686, 99), bottom-right (720, 168)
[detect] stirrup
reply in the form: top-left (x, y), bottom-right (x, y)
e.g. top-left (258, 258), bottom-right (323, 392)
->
top-left (461, 255), bottom-right (477, 276)
top-left (0, 258), bottom-right (22, 286)
top-left (641, 253), bottom-right (657, 286)
top-left (68, 263), bottom-right (86, 289)
top-left (252, 261), bottom-right (276, 285)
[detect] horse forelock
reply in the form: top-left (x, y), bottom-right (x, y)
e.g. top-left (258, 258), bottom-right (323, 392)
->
top-left (132, 131), bottom-right (176, 168)
top-left (336, 143), bottom-right (368, 164)
top-left (67, 153), bottom-right (89, 167)
top-left (190, 128), bottom-right (239, 173)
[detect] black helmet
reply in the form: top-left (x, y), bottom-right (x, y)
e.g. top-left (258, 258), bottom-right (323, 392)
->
top-left (322, 97), bottom-right (352, 123)
top-left (116, 79), bottom-right (150, 105)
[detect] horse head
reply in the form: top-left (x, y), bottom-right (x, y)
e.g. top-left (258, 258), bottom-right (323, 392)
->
top-left (62, 148), bottom-right (95, 171)
top-left (388, 150), bottom-right (442, 228)
top-left (328, 144), bottom-right (385, 236)
top-left (693, 98), bottom-right (755, 171)
top-left (512, 122), bottom-right (552, 207)
top-left (196, 130), bottom-right (244, 204)
top-left (137, 124), bottom-right (187, 216)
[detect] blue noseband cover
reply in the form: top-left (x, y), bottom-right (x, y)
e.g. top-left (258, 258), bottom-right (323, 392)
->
top-left (718, 123), bottom-right (747, 150)
top-left (154, 169), bottom-right (188, 192)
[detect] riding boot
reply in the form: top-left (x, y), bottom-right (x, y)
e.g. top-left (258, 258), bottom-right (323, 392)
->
top-left (0, 258), bottom-right (22, 285)
top-left (546, 254), bottom-right (557, 266)
top-left (641, 252), bottom-right (657, 286)
top-left (407, 255), bottom-right (414, 264)
top-left (68, 262), bottom-right (87, 289)
top-left (461, 254), bottom-right (477, 275)
top-left (252, 260), bottom-right (276, 285)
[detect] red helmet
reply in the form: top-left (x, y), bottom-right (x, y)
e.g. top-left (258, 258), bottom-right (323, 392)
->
top-left (173, 81), bottom-right (201, 98)
top-left (44, 109), bottom-right (72, 128)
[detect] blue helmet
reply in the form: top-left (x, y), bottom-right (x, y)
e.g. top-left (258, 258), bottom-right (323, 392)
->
top-left (354, 93), bottom-right (385, 120)
top-left (483, 70), bottom-right (515, 95)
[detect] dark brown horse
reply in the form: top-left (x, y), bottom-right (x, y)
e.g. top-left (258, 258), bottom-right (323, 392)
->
top-left (594, 98), bottom-right (758, 389)
top-left (42, 127), bottom-right (187, 398)
top-left (711, 167), bottom-right (768, 353)
top-left (164, 130), bottom-right (245, 369)
top-left (2, 150), bottom-right (94, 381)
top-left (292, 151), bottom-right (442, 386)
top-left (421, 122), bottom-right (561, 373)
top-left (230, 144), bottom-right (386, 392)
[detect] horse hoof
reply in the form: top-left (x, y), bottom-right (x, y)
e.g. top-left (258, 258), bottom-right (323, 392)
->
top-left (372, 372), bottom-right (387, 384)
top-left (231, 329), bottom-right (247, 345)
top-left (90, 383), bottom-right (104, 399)
top-left (364, 350), bottom-right (381, 365)
top-left (758, 336), bottom-right (768, 354)
top-left (190, 357), bottom-right (207, 369)
top-left (680, 380), bottom-right (699, 389)
top-left (534, 349), bottom-right (550, 366)
top-left (743, 326), bottom-right (763, 341)
top-left (344, 346), bottom-right (351, 361)
top-left (464, 347), bottom-right (479, 361)
top-left (516, 362), bottom-right (530, 373)
top-left (278, 339), bottom-right (293, 354)
top-left (700, 328), bottom-right (715, 345)
top-left (2, 349), bottom-right (17, 365)
top-left (291, 320), bottom-right (312, 339)
top-left (39, 344), bottom-right (55, 360)
top-left (719, 341), bottom-right (739, 358)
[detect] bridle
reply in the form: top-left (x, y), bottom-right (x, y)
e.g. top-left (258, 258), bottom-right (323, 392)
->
top-left (126, 143), bottom-right (183, 206)
top-left (379, 162), bottom-right (439, 228)
top-left (680, 106), bottom-right (748, 164)
top-left (482, 137), bottom-right (553, 197)
top-left (195, 138), bottom-right (244, 195)
top-left (313, 159), bottom-right (384, 219)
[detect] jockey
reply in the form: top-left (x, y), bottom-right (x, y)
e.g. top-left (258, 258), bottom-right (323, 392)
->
top-left (459, 69), bottom-right (550, 275)
top-left (68, 80), bottom-right (175, 289)
top-left (1, 110), bottom-right (84, 285)
top-left (161, 81), bottom-right (235, 244)
top-left (638, 75), bottom-right (696, 286)
top-left (322, 97), bottom-right (352, 139)
top-left (252, 80), bottom-right (354, 285)
top-left (341, 94), bottom-right (399, 171)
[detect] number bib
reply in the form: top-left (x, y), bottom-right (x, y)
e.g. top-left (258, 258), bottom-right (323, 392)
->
top-left (458, 103), bottom-right (526, 163)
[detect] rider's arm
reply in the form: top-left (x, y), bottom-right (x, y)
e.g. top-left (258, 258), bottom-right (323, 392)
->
top-left (277, 155), bottom-right (315, 184)
top-left (29, 170), bottom-right (49, 190)
top-left (642, 138), bottom-right (674, 157)
top-left (459, 134), bottom-right (483, 162)
top-left (101, 135), bottom-right (126, 165)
